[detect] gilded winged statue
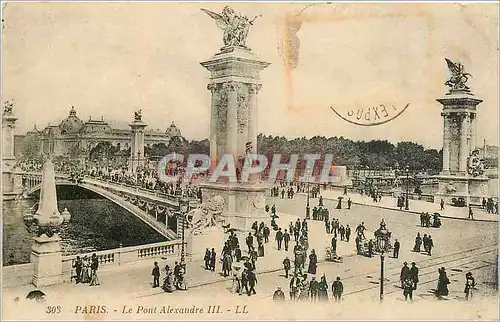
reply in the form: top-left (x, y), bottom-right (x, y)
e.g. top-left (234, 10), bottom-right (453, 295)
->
top-left (444, 58), bottom-right (472, 92)
top-left (3, 100), bottom-right (14, 115)
top-left (201, 6), bottom-right (261, 48)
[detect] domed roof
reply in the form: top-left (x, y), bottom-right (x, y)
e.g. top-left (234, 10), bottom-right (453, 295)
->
top-left (59, 106), bottom-right (84, 134)
top-left (166, 121), bottom-right (181, 137)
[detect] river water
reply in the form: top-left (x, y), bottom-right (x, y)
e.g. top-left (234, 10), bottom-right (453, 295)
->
top-left (2, 198), bottom-right (167, 266)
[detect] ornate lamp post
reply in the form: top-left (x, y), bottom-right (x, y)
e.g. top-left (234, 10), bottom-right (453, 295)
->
top-left (405, 166), bottom-right (410, 210)
top-left (179, 197), bottom-right (190, 264)
top-left (375, 222), bottom-right (390, 302)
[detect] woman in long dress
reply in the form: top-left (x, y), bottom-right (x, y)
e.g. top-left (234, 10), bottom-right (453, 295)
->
top-left (318, 275), bottom-right (329, 301)
top-left (436, 267), bottom-right (450, 297)
top-left (413, 233), bottom-right (422, 252)
top-left (89, 254), bottom-right (100, 286)
top-left (80, 256), bottom-right (90, 284)
top-left (162, 266), bottom-right (173, 293)
top-left (307, 249), bottom-right (317, 275)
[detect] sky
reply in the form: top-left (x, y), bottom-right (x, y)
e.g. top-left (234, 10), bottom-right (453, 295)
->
top-left (2, 2), bottom-right (498, 149)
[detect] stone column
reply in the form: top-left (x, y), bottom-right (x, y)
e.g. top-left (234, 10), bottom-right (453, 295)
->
top-left (441, 113), bottom-right (450, 174)
top-left (470, 113), bottom-right (477, 154)
top-left (207, 83), bottom-right (218, 166)
top-left (459, 112), bottom-right (469, 173)
top-left (248, 84), bottom-right (262, 154)
top-left (225, 82), bottom-right (240, 159)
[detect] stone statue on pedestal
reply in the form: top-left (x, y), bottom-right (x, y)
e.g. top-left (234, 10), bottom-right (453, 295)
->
top-left (467, 149), bottom-right (485, 177)
top-left (201, 6), bottom-right (261, 48)
top-left (187, 196), bottom-right (226, 236)
top-left (444, 58), bottom-right (472, 92)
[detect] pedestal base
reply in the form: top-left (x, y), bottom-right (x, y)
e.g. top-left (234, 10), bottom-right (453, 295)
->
top-left (434, 174), bottom-right (489, 206)
top-left (200, 182), bottom-right (270, 231)
top-left (30, 234), bottom-right (63, 287)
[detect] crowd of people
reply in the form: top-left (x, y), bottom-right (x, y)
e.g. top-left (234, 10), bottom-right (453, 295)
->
top-left (72, 253), bottom-right (100, 286)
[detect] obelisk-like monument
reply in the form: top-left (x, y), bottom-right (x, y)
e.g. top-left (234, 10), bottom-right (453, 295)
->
top-left (434, 58), bottom-right (489, 206)
top-left (199, 6), bottom-right (270, 231)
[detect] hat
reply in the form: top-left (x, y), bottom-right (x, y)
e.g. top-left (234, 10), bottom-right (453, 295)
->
top-left (404, 262), bottom-right (408, 265)
top-left (411, 262), bottom-right (416, 265)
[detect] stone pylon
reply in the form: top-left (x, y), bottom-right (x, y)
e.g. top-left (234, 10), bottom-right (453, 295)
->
top-left (2, 100), bottom-right (23, 200)
top-left (34, 158), bottom-right (61, 226)
top-left (128, 111), bottom-right (147, 174)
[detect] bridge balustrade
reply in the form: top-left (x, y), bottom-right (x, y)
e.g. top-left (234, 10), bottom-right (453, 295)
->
top-left (62, 240), bottom-right (185, 281)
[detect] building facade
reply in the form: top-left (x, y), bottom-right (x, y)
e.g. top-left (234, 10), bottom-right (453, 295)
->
top-left (18, 106), bottom-right (183, 160)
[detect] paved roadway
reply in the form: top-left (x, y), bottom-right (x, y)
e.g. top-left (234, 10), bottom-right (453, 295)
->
top-left (153, 193), bottom-right (498, 305)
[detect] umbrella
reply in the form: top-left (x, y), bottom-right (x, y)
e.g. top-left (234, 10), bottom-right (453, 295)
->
top-left (271, 214), bottom-right (279, 219)
top-left (26, 290), bottom-right (45, 301)
top-left (433, 213), bottom-right (441, 217)
top-left (226, 228), bottom-right (238, 234)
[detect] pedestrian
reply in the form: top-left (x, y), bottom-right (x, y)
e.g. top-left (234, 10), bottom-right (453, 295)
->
top-left (331, 235), bottom-right (337, 254)
top-left (307, 249), bottom-right (318, 275)
top-left (162, 265), bottom-right (173, 293)
top-left (247, 269), bottom-right (257, 296)
top-left (410, 262), bottom-right (419, 290)
top-left (345, 225), bottom-right (351, 242)
top-left (309, 276), bottom-right (319, 301)
top-left (413, 233), bottom-right (422, 252)
top-left (263, 225), bottom-right (270, 243)
top-left (273, 287), bottom-right (285, 301)
top-left (246, 232), bottom-right (254, 253)
top-left (436, 267), bottom-right (450, 297)
top-left (393, 239), bottom-right (400, 259)
top-left (73, 256), bottom-right (83, 284)
top-left (318, 275), bottom-right (329, 301)
top-left (367, 239), bottom-right (374, 257)
top-left (152, 261), bottom-right (160, 288)
top-left (289, 273), bottom-right (300, 300)
top-left (468, 206), bottom-right (474, 219)
top-left (464, 272), bottom-right (476, 300)
top-left (319, 195), bottom-right (324, 207)
top-left (403, 276), bottom-right (415, 302)
top-left (80, 256), bottom-right (90, 284)
top-left (400, 262), bottom-right (410, 289)
top-left (343, 186), bottom-right (348, 195)
top-left (282, 256), bottom-right (291, 278)
top-left (271, 204), bottom-right (276, 215)
top-left (276, 228), bottom-right (283, 250)
top-left (89, 253), bottom-right (100, 286)
top-left (427, 235), bottom-right (434, 256)
top-left (332, 277), bottom-right (343, 302)
top-left (422, 234), bottom-right (429, 254)
top-left (209, 248), bottom-right (216, 272)
top-left (204, 248), bottom-right (211, 270)
top-left (347, 198), bottom-right (352, 210)
top-left (283, 229), bottom-right (290, 251)
top-left (440, 198), bottom-right (445, 211)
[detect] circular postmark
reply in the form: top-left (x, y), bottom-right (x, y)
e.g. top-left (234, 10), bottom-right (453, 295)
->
top-left (330, 103), bottom-right (409, 126)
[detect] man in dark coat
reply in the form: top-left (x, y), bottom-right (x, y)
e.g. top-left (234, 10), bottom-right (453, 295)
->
top-left (276, 228), bottom-right (284, 250)
top-left (152, 261), bottom-right (160, 288)
top-left (427, 235), bottom-right (434, 256)
top-left (410, 262), bottom-right (419, 290)
top-left (331, 235), bottom-right (337, 254)
top-left (400, 262), bottom-right (410, 288)
top-left (247, 269), bottom-right (257, 296)
top-left (246, 233), bottom-right (254, 253)
top-left (310, 276), bottom-right (320, 301)
top-left (283, 257), bottom-right (291, 278)
top-left (393, 239), bottom-right (400, 259)
top-left (209, 248), bottom-right (216, 272)
top-left (367, 239), bottom-right (374, 257)
top-left (345, 225), bottom-right (351, 242)
top-left (283, 229), bottom-right (291, 251)
top-left (347, 198), bottom-right (352, 209)
top-left (263, 226), bottom-right (270, 243)
top-left (73, 256), bottom-right (83, 284)
top-left (332, 277), bottom-right (344, 302)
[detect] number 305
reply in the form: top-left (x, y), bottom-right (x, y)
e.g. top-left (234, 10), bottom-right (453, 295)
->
top-left (46, 306), bottom-right (61, 314)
